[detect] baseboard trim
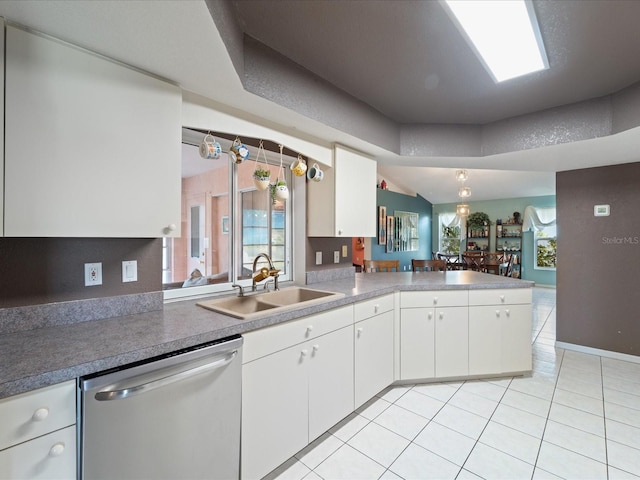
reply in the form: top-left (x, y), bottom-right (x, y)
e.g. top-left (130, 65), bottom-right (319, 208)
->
top-left (556, 341), bottom-right (640, 364)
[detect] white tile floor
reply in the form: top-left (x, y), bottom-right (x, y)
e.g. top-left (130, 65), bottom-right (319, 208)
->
top-left (264, 288), bottom-right (640, 480)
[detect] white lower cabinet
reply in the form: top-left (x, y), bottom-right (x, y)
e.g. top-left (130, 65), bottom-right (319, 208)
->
top-left (241, 306), bottom-right (354, 480)
top-left (308, 327), bottom-right (355, 440)
top-left (0, 381), bottom-right (76, 480)
top-left (400, 291), bottom-right (469, 380)
top-left (400, 307), bottom-right (435, 379)
top-left (354, 295), bottom-right (394, 408)
top-left (0, 426), bottom-right (76, 480)
top-left (469, 289), bottom-right (533, 375)
top-left (434, 306), bottom-right (469, 378)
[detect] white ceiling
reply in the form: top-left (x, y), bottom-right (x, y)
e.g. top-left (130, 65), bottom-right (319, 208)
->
top-left (1, 0), bottom-right (638, 204)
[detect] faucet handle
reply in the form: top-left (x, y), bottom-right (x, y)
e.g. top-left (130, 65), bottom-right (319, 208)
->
top-left (231, 283), bottom-right (245, 297)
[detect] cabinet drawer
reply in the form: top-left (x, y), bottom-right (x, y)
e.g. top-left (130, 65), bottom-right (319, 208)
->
top-left (354, 294), bottom-right (394, 322)
top-left (243, 305), bottom-right (354, 363)
top-left (0, 425), bottom-right (76, 480)
top-left (401, 290), bottom-right (468, 308)
top-left (468, 288), bottom-right (532, 306)
top-left (0, 381), bottom-right (76, 451)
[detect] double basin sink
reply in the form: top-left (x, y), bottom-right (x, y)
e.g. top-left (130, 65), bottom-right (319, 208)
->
top-left (197, 287), bottom-right (345, 319)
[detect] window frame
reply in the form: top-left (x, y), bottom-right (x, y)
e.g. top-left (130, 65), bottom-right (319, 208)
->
top-left (163, 137), bottom-right (293, 301)
top-left (439, 213), bottom-right (462, 256)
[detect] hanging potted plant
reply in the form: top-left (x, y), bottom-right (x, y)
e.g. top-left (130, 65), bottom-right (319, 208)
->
top-left (253, 166), bottom-right (271, 191)
top-left (269, 144), bottom-right (288, 203)
top-left (253, 141), bottom-right (271, 191)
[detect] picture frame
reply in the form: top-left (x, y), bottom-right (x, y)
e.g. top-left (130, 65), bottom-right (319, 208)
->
top-left (386, 215), bottom-right (395, 252)
top-left (378, 206), bottom-right (387, 245)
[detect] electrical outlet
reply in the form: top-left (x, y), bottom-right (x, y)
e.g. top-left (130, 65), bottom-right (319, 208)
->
top-left (122, 260), bottom-right (138, 283)
top-left (334, 251), bottom-right (340, 263)
top-left (342, 245), bottom-right (348, 257)
top-left (84, 263), bottom-right (102, 286)
top-left (315, 251), bottom-right (322, 265)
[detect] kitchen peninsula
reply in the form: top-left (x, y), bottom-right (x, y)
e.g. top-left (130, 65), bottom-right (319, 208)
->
top-left (0, 271), bottom-right (532, 399)
top-left (0, 271), bottom-right (533, 479)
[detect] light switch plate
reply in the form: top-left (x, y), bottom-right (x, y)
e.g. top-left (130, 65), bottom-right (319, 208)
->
top-left (315, 252), bottom-right (322, 265)
top-left (122, 260), bottom-right (138, 282)
top-left (334, 251), bottom-right (340, 263)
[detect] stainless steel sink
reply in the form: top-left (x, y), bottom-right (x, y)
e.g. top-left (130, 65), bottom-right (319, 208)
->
top-left (197, 287), bottom-right (344, 319)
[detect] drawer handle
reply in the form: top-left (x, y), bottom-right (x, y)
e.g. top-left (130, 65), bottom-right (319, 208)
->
top-left (32, 407), bottom-right (49, 422)
top-left (433, 297), bottom-right (438, 305)
top-left (428, 312), bottom-right (433, 320)
top-left (500, 295), bottom-right (505, 303)
top-left (374, 304), bottom-right (379, 314)
top-left (357, 327), bottom-right (364, 337)
top-left (312, 344), bottom-right (320, 352)
top-left (49, 442), bottom-right (65, 457)
top-left (306, 326), bottom-right (314, 334)
top-left (505, 309), bottom-right (510, 317)
top-left (496, 310), bottom-right (501, 317)
top-left (439, 312), bottom-right (444, 320)
top-left (301, 349), bottom-right (308, 357)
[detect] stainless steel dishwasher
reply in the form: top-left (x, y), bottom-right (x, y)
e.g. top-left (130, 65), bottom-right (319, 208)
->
top-left (79, 335), bottom-right (243, 480)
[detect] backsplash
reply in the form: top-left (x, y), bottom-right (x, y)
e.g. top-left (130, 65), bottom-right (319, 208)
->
top-left (0, 238), bottom-right (162, 309)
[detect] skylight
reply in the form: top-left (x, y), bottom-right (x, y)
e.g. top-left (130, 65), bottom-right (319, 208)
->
top-left (443, 0), bottom-right (549, 82)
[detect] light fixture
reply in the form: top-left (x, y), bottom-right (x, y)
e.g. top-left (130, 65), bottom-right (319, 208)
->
top-left (457, 204), bottom-right (470, 216)
top-left (458, 186), bottom-right (472, 198)
top-left (443, 0), bottom-right (549, 82)
top-left (455, 169), bottom-right (468, 182)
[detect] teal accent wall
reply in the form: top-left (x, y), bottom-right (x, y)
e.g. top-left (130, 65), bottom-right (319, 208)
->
top-left (372, 190), bottom-right (433, 271)
top-left (432, 195), bottom-right (556, 286)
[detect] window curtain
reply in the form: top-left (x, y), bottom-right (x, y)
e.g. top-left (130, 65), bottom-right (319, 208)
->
top-left (522, 206), bottom-right (556, 232)
top-left (440, 213), bottom-right (463, 228)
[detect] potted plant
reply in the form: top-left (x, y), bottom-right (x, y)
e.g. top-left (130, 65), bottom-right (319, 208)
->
top-left (269, 180), bottom-right (287, 204)
top-left (253, 167), bottom-right (271, 191)
top-left (466, 212), bottom-right (491, 235)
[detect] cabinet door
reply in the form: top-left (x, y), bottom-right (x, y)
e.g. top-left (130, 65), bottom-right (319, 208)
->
top-left (435, 306), bottom-right (469, 378)
top-left (400, 308), bottom-right (435, 380)
top-left (469, 306), bottom-right (502, 376)
top-left (241, 345), bottom-right (308, 480)
top-left (334, 146), bottom-right (376, 237)
top-left (355, 311), bottom-right (394, 408)
top-left (307, 145), bottom-right (376, 237)
top-left (4, 26), bottom-right (181, 237)
top-left (502, 304), bottom-right (533, 373)
top-left (308, 326), bottom-right (354, 441)
top-left (0, 425), bottom-right (76, 480)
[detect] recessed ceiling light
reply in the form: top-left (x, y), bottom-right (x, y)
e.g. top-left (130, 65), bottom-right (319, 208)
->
top-left (442, 0), bottom-right (549, 82)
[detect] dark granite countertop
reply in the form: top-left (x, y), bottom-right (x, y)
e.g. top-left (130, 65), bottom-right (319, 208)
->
top-left (0, 271), bottom-right (532, 400)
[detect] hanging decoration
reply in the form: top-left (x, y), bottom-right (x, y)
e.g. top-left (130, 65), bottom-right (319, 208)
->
top-left (252, 140), bottom-right (271, 191)
top-left (270, 144), bottom-right (289, 203)
top-left (456, 169), bottom-right (471, 216)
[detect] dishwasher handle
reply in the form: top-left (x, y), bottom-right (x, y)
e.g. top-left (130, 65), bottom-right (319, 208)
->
top-left (94, 349), bottom-right (238, 401)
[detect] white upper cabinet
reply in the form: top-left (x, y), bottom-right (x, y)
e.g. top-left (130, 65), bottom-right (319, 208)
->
top-left (307, 144), bottom-right (376, 237)
top-left (4, 26), bottom-right (181, 237)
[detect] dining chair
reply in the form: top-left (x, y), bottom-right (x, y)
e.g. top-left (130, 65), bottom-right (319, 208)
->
top-left (411, 259), bottom-right (447, 272)
top-left (482, 252), bottom-right (504, 275)
top-left (500, 254), bottom-right (514, 277)
top-left (461, 252), bottom-right (483, 271)
top-left (363, 259), bottom-right (400, 272)
top-left (437, 253), bottom-right (461, 270)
